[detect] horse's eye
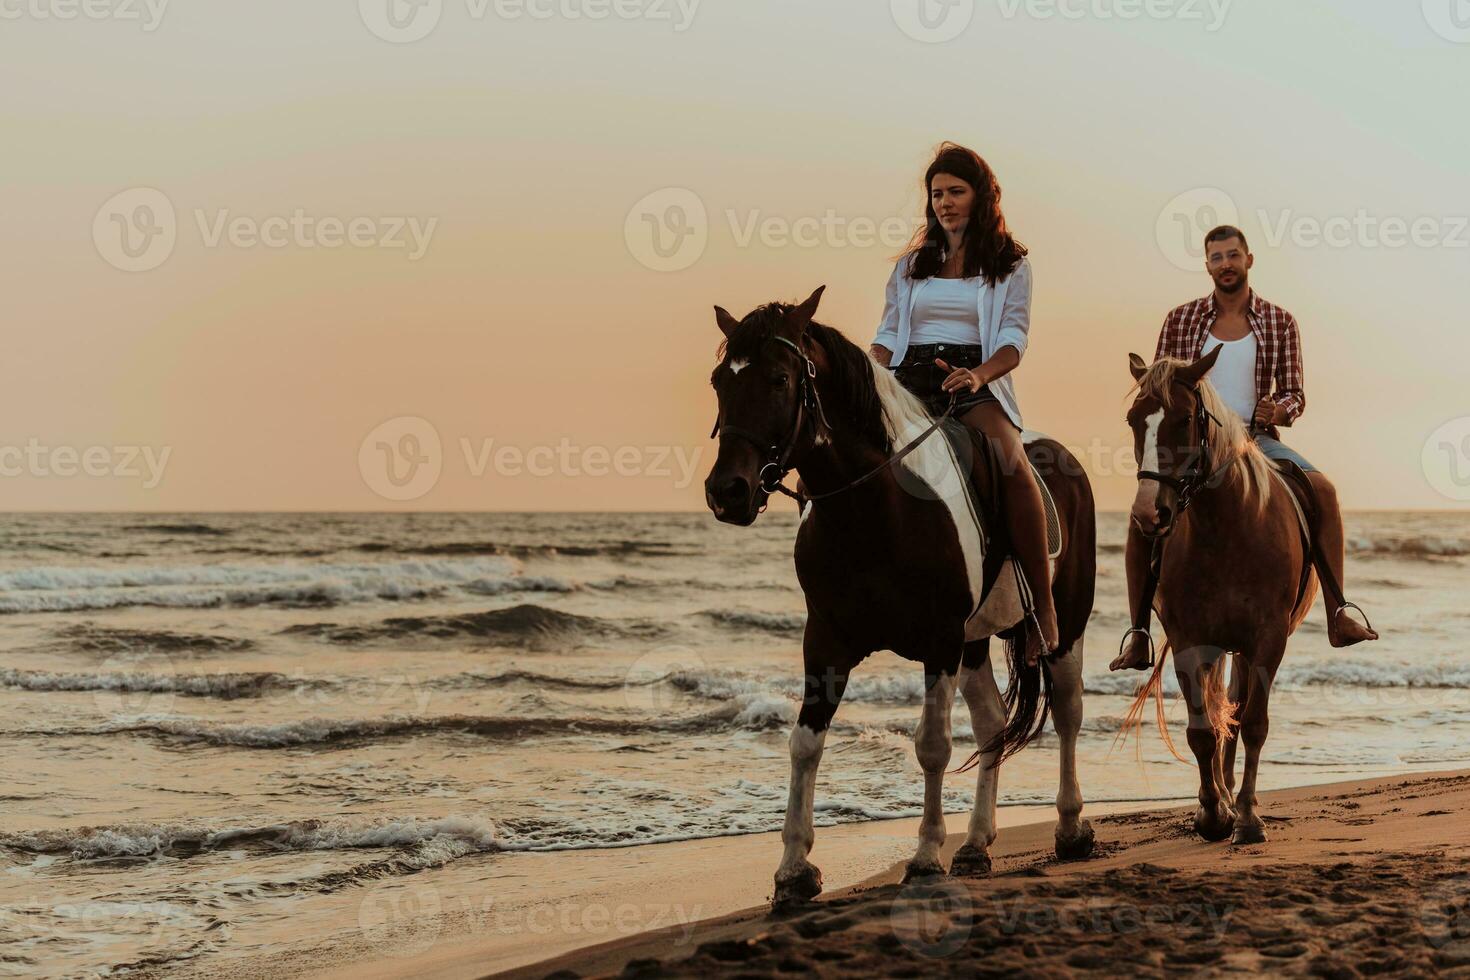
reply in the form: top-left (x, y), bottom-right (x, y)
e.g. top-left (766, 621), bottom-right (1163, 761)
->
top-left (771, 374), bottom-right (789, 387)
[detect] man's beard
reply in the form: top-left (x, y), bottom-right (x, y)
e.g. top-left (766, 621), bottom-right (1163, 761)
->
top-left (1214, 270), bottom-right (1248, 294)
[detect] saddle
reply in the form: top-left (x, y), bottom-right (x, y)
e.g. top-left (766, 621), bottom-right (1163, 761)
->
top-left (1268, 458), bottom-right (1349, 615)
top-left (937, 418), bottom-right (1063, 561)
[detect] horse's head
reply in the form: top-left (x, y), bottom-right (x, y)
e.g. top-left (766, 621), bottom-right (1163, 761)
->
top-left (704, 286), bottom-right (827, 526)
top-left (1125, 346), bottom-right (1222, 538)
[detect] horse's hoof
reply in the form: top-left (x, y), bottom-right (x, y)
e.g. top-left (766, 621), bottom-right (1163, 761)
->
top-left (772, 862), bottom-right (822, 908)
top-left (1194, 805), bottom-right (1236, 843)
top-left (949, 843), bottom-right (992, 878)
top-left (1231, 822), bottom-right (1267, 846)
top-left (1055, 820), bottom-right (1096, 861)
top-left (902, 859), bottom-right (947, 883)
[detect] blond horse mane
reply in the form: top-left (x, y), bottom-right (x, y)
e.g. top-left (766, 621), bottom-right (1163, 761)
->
top-left (1130, 357), bottom-right (1275, 518)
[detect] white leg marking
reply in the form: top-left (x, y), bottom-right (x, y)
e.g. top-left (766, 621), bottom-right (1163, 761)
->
top-left (958, 662), bottom-right (1005, 851)
top-left (911, 672), bottom-right (957, 872)
top-left (776, 724), bottom-right (827, 880)
top-left (1050, 637), bottom-right (1086, 839)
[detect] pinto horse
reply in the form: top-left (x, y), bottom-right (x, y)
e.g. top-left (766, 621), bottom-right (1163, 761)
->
top-left (703, 286), bottom-right (1097, 905)
top-left (1121, 349), bottom-right (1318, 845)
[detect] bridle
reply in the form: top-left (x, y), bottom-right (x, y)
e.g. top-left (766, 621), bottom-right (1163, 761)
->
top-left (710, 334), bottom-right (957, 511)
top-left (1133, 379), bottom-right (1229, 524)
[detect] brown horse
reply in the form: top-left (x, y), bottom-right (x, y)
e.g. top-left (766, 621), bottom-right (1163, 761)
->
top-left (1120, 349), bottom-right (1318, 844)
top-left (703, 286), bottom-right (1097, 906)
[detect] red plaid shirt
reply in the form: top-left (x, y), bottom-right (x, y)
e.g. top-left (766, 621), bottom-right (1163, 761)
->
top-left (1155, 290), bottom-right (1305, 427)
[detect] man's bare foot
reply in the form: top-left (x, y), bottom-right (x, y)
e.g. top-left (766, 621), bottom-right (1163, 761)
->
top-left (1328, 605), bottom-right (1379, 648)
top-left (1109, 631), bottom-right (1154, 672)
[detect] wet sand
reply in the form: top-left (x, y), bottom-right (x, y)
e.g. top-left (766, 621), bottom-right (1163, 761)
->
top-left (500, 771), bottom-right (1470, 978)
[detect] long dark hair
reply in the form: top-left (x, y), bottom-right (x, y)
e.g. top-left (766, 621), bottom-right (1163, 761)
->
top-left (903, 142), bottom-right (1027, 284)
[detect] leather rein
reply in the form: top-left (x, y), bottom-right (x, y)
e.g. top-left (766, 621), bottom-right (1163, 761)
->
top-left (709, 334), bottom-right (958, 511)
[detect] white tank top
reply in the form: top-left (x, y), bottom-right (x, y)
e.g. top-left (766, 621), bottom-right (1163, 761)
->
top-left (909, 276), bottom-right (982, 347)
top-left (1200, 330), bottom-right (1259, 423)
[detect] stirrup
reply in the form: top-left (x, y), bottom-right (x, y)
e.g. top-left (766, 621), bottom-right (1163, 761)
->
top-left (1118, 627), bottom-right (1156, 670)
top-left (1333, 601), bottom-right (1374, 633)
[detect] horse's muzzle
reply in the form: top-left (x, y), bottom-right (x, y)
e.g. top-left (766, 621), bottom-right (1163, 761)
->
top-left (706, 474), bottom-right (761, 526)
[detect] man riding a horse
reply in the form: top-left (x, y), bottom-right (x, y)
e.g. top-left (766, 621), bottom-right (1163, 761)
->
top-left (1112, 224), bottom-right (1378, 674)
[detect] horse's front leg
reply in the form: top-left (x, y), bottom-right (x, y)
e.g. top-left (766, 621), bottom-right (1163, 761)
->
top-left (904, 664), bottom-right (958, 881)
top-left (773, 615), bottom-right (853, 907)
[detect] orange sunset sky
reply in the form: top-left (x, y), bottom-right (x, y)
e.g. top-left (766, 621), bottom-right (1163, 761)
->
top-left (2, 0), bottom-right (1466, 512)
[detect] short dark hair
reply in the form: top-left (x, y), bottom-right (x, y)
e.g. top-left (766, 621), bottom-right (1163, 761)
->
top-left (1204, 225), bottom-right (1249, 253)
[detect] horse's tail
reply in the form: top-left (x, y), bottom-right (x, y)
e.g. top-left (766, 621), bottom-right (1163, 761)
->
top-left (1115, 644), bottom-right (1239, 760)
top-left (950, 628), bottom-right (1054, 773)
top-left (1115, 640), bottom-right (1189, 762)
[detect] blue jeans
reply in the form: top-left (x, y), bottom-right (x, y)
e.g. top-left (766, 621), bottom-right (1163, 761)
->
top-left (1253, 433), bottom-right (1318, 473)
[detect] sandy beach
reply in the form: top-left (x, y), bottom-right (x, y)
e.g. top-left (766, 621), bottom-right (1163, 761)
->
top-left (494, 770), bottom-right (1470, 979)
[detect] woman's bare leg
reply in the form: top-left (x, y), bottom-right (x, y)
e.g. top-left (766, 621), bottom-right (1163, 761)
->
top-left (961, 400), bottom-right (1059, 655)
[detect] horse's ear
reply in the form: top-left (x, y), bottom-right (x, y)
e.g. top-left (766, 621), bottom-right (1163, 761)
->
top-left (1179, 344), bottom-right (1223, 384)
top-left (714, 306), bottom-right (741, 339)
top-left (783, 286), bottom-right (826, 336)
top-left (1128, 353), bottom-right (1148, 382)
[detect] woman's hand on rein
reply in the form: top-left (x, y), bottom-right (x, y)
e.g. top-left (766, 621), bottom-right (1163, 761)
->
top-left (935, 357), bottom-right (982, 395)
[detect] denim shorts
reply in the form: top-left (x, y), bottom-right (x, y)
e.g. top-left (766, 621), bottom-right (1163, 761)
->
top-left (892, 343), bottom-right (999, 418)
top-left (1253, 433), bottom-right (1318, 473)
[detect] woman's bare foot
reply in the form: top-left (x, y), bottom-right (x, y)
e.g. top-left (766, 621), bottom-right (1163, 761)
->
top-left (1328, 605), bottom-right (1379, 648)
top-left (1025, 606), bottom-right (1061, 666)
